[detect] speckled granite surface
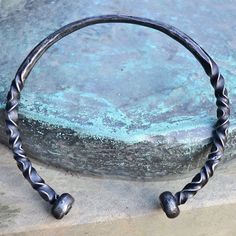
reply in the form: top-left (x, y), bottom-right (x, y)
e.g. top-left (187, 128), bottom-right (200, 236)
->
top-left (0, 0), bottom-right (236, 179)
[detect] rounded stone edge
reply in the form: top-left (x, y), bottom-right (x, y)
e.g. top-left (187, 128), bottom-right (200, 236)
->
top-left (159, 191), bottom-right (180, 218)
top-left (51, 193), bottom-right (75, 219)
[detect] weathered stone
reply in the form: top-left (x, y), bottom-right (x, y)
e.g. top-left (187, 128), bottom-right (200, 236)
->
top-left (0, 0), bottom-right (236, 179)
top-left (0, 0), bottom-right (26, 18)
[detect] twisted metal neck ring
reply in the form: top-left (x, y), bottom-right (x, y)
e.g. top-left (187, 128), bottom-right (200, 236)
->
top-left (5, 15), bottom-right (230, 219)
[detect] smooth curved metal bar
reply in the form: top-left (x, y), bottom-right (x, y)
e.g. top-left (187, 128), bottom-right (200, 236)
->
top-left (5, 15), bottom-right (230, 219)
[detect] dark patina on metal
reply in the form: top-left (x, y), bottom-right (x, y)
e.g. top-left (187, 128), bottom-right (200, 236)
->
top-left (5, 15), bottom-right (230, 219)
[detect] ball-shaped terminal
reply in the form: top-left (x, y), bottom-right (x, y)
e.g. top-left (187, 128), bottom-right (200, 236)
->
top-left (159, 191), bottom-right (180, 218)
top-left (51, 193), bottom-right (75, 219)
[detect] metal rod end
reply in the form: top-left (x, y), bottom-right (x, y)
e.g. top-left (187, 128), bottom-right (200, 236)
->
top-left (51, 193), bottom-right (75, 219)
top-left (159, 191), bottom-right (180, 219)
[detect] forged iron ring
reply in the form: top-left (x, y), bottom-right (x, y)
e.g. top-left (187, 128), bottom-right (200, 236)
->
top-left (5, 15), bottom-right (230, 219)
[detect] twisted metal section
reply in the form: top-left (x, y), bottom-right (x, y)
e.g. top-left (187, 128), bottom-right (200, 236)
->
top-left (174, 70), bottom-right (230, 206)
top-left (6, 75), bottom-right (59, 204)
top-left (6, 75), bottom-right (75, 219)
top-left (5, 15), bottom-right (230, 219)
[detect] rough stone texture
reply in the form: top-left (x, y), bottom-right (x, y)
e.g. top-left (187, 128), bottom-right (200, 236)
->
top-left (1, 144), bottom-right (236, 235)
top-left (0, 0), bottom-right (236, 179)
top-left (0, 111), bottom-right (214, 180)
top-left (0, 0), bottom-right (26, 18)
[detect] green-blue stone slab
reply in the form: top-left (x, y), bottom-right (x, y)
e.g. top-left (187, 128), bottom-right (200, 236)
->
top-left (0, 0), bottom-right (235, 179)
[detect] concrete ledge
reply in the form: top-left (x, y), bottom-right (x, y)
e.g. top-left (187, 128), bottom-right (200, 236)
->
top-left (7, 204), bottom-right (236, 236)
top-left (1, 143), bottom-right (236, 235)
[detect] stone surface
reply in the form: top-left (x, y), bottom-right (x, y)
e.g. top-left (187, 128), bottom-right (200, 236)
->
top-left (1, 144), bottom-right (236, 235)
top-left (0, 0), bottom-right (236, 178)
top-left (0, 0), bottom-right (26, 18)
